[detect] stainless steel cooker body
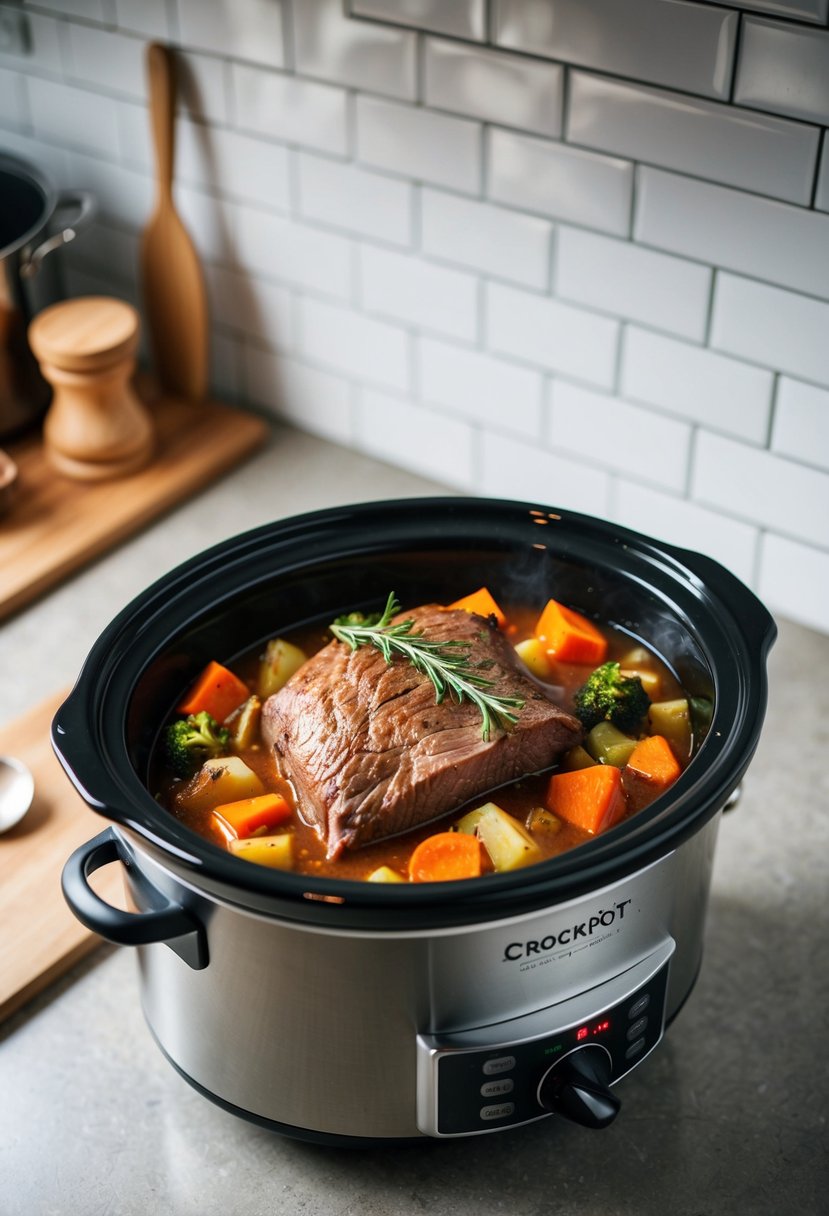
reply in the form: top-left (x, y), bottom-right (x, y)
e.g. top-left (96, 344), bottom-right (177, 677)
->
top-left (72, 812), bottom-right (718, 1141)
top-left (56, 498), bottom-right (774, 1143)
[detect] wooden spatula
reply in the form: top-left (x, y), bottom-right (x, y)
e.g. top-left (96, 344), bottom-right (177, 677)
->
top-left (141, 42), bottom-right (208, 401)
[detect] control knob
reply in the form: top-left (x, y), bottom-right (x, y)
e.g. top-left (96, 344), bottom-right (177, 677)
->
top-left (538, 1045), bottom-right (621, 1129)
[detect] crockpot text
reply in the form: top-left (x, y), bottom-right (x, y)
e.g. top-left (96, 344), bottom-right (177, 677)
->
top-left (502, 900), bottom-right (633, 962)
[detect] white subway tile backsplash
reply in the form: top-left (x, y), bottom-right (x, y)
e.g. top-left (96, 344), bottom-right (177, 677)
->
top-left (209, 328), bottom-right (241, 400)
top-left (480, 431), bottom-right (612, 516)
top-left (418, 336), bottom-right (543, 439)
top-left (711, 273), bottom-right (829, 388)
top-left (298, 296), bottom-right (410, 391)
top-left (0, 11), bottom-right (62, 75)
top-left (176, 53), bottom-right (230, 125)
top-left (493, 0), bottom-right (738, 100)
top-left (233, 64), bottom-right (348, 156)
top-left (177, 0), bottom-right (285, 69)
top-left (207, 265), bottom-right (295, 352)
top-left (230, 204), bottom-right (354, 300)
top-left (772, 378), bottom-right (829, 471)
top-left (114, 0), bottom-right (172, 39)
top-left (356, 389), bottom-right (473, 487)
top-left (720, 0), bottom-right (827, 19)
top-left (63, 24), bottom-right (146, 99)
top-left (27, 76), bottom-right (120, 159)
top-left (359, 243), bottom-right (479, 341)
top-left (548, 381), bottom-right (691, 491)
top-left (39, 0), bottom-right (106, 22)
top-left (350, 0), bottom-right (487, 41)
top-left (488, 128), bottom-right (632, 237)
top-left (423, 38), bottom-right (563, 139)
top-left (556, 227), bottom-right (711, 341)
top-left (0, 129), bottom-right (69, 184)
top-left (116, 100), bottom-right (153, 170)
top-left (621, 328), bottom-right (774, 443)
top-left (0, 68), bottom-right (25, 130)
top-left (15, 0), bottom-right (829, 636)
top-left (635, 167), bottom-right (829, 303)
top-left (735, 17), bottom-right (829, 126)
top-left (121, 107), bottom-right (292, 214)
top-left (486, 282), bottom-right (619, 388)
top-left (567, 72), bottom-right (819, 207)
top-left (293, 0), bottom-right (416, 101)
top-left (816, 136), bottom-right (829, 212)
top-left (245, 345), bottom-right (354, 444)
top-left (421, 188), bottom-right (552, 290)
top-left (614, 482), bottom-right (758, 586)
top-left (174, 183), bottom-right (236, 264)
top-left (192, 126), bottom-right (291, 213)
top-left (63, 217), bottom-right (139, 286)
top-left (692, 430), bottom-right (829, 549)
top-left (759, 533), bottom-right (829, 634)
top-left (297, 153), bottom-right (412, 246)
top-left (356, 95), bottom-right (481, 193)
top-left (67, 150), bottom-right (153, 229)
top-left (63, 263), bottom-right (140, 313)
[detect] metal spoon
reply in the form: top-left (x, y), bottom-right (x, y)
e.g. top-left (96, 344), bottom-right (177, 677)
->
top-left (0, 756), bottom-right (35, 833)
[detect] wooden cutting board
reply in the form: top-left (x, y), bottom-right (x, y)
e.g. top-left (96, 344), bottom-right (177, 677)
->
top-left (0, 392), bottom-right (269, 623)
top-left (0, 690), bottom-right (123, 1023)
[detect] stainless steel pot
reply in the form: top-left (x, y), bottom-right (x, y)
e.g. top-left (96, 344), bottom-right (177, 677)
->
top-left (57, 498), bottom-right (774, 1144)
top-left (0, 152), bottom-right (96, 439)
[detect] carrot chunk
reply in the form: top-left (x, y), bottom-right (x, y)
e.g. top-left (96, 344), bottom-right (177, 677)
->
top-left (625, 735), bottom-right (681, 788)
top-left (534, 598), bottom-right (608, 665)
top-left (408, 831), bottom-right (483, 882)
top-left (545, 765), bottom-right (625, 835)
top-left (178, 660), bottom-right (250, 723)
top-left (449, 587), bottom-right (507, 628)
top-left (212, 793), bottom-right (293, 843)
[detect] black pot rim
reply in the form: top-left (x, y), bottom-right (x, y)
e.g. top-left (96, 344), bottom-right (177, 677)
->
top-left (52, 496), bottom-right (776, 931)
top-left (0, 151), bottom-right (56, 259)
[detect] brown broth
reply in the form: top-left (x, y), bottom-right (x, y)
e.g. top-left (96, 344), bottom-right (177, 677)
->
top-left (156, 603), bottom-right (690, 881)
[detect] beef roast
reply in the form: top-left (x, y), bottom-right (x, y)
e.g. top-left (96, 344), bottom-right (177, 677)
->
top-left (262, 604), bottom-right (583, 857)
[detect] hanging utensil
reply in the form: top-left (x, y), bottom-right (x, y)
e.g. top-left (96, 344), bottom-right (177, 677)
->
top-left (140, 42), bottom-right (209, 401)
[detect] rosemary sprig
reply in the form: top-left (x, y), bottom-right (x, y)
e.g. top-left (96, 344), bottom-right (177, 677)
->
top-left (329, 592), bottom-right (524, 742)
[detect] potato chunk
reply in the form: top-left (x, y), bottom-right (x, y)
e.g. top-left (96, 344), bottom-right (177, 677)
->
top-left (457, 802), bottom-right (541, 872)
top-left (175, 756), bottom-right (265, 815)
top-left (229, 833), bottom-right (293, 869)
top-left (258, 639), bottom-right (307, 699)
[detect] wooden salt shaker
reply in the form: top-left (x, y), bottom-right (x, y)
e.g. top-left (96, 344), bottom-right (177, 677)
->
top-left (28, 296), bottom-right (154, 481)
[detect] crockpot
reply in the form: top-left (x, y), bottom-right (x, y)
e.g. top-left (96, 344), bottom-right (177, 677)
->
top-left (58, 498), bottom-right (774, 1144)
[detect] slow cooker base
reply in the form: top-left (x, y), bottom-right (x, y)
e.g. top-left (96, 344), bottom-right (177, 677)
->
top-left (154, 1034), bottom-right (425, 1148)
top-left (149, 968), bottom-right (698, 1146)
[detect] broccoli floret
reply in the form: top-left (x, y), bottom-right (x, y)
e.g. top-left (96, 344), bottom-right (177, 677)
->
top-left (573, 661), bottom-right (651, 733)
top-left (164, 712), bottom-right (230, 779)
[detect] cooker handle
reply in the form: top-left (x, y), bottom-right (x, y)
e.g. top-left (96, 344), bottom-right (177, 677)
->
top-left (662, 544), bottom-right (776, 656)
top-left (62, 828), bottom-right (208, 970)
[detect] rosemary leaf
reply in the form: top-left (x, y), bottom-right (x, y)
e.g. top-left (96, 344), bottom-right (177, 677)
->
top-left (329, 592), bottom-right (524, 742)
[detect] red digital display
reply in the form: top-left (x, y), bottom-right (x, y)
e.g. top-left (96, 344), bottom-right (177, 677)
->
top-left (576, 1019), bottom-right (611, 1041)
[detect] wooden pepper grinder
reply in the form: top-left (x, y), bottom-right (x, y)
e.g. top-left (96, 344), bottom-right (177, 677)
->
top-left (28, 296), bottom-right (155, 481)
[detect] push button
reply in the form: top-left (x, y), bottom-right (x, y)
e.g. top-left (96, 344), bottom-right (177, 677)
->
top-left (628, 994), bottom-right (650, 1020)
top-left (481, 1078), bottom-right (514, 1098)
top-left (625, 1037), bottom-right (646, 1060)
top-left (627, 1017), bottom-right (648, 1041)
top-left (480, 1102), bottom-right (515, 1121)
top-left (482, 1055), bottom-right (516, 1075)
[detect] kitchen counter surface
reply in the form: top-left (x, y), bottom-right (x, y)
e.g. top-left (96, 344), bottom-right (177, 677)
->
top-left (1, 426), bottom-right (826, 1216)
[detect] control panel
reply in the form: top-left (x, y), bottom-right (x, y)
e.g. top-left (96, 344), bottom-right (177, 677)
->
top-left (416, 938), bottom-right (674, 1137)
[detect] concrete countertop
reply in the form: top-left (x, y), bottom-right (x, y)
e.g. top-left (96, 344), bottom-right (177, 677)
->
top-left (1, 427), bottom-right (826, 1216)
